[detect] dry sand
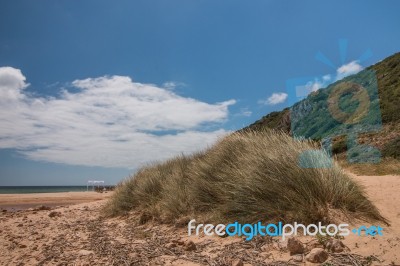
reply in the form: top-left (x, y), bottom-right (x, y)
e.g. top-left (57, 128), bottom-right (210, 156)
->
top-left (0, 191), bottom-right (111, 211)
top-left (344, 173), bottom-right (400, 264)
top-left (0, 174), bottom-right (399, 265)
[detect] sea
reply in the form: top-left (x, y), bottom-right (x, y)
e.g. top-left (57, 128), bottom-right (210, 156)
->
top-left (0, 186), bottom-right (89, 194)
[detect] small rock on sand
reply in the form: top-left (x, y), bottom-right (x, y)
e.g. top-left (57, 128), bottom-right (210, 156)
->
top-left (35, 205), bottom-right (51, 211)
top-left (48, 211), bottom-right (61, 218)
top-left (165, 242), bottom-right (177, 249)
top-left (287, 237), bottom-right (304, 255)
top-left (326, 239), bottom-right (345, 253)
top-left (305, 248), bottom-right (328, 263)
top-left (183, 240), bottom-right (196, 251)
top-left (292, 254), bottom-right (303, 262)
top-left (78, 250), bottom-right (94, 256)
top-left (172, 239), bottom-right (184, 245)
top-left (231, 259), bottom-right (243, 266)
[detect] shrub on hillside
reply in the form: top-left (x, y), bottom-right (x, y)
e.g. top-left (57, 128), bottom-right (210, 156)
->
top-left (332, 138), bottom-right (347, 155)
top-left (382, 136), bottom-right (400, 159)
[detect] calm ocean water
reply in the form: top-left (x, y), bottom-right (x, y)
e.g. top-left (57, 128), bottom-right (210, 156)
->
top-left (0, 186), bottom-right (89, 194)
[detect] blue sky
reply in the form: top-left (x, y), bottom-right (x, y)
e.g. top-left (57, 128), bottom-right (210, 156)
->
top-left (0, 0), bottom-right (399, 185)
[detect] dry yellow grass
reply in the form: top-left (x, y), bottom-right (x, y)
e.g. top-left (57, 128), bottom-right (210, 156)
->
top-left (104, 130), bottom-right (388, 226)
top-left (338, 157), bottom-right (400, 176)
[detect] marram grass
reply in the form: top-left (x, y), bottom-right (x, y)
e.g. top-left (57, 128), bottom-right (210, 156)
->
top-left (104, 130), bottom-right (388, 226)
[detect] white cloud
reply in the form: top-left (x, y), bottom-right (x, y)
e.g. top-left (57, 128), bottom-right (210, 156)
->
top-left (293, 61), bottom-right (364, 99)
top-left (322, 74), bottom-right (332, 82)
top-left (295, 77), bottom-right (330, 98)
top-left (259, 92), bottom-right (288, 105)
top-left (0, 67), bottom-right (235, 168)
top-left (336, 60), bottom-right (363, 80)
top-left (162, 81), bottom-right (185, 90)
top-left (235, 107), bottom-right (252, 117)
top-left (0, 67), bottom-right (28, 100)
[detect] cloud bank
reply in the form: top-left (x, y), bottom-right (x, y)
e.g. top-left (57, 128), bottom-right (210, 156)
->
top-left (0, 67), bottom-right (235, 168)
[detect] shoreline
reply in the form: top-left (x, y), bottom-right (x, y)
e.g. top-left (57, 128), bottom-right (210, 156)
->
top-left (0, 191), bottom-right (112, 211)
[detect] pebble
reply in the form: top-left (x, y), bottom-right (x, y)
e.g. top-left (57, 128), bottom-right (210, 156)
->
top-left (306, 248), bottom-right (329, 263)
top-left (183, 240), bottom-right (196, 251)
top-left (78, 249), bottom-right (94, 256)
top-left (287, 237), bottom-right (304, 255)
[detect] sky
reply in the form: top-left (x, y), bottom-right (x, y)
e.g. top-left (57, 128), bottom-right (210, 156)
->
top-left (0, 0), bottom-right (399, 186)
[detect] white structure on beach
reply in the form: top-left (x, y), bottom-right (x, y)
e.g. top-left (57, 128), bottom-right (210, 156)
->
top-left (87, 180), bottom-right (105, 191)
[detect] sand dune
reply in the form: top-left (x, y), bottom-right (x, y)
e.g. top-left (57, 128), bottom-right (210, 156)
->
top-left (0, 174), bottom-right (399, 265)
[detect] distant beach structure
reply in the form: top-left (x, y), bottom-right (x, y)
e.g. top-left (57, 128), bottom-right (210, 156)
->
top-left (87, 180), bottom-right (115, 193)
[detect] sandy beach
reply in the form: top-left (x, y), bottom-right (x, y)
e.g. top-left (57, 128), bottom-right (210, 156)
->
top-left (0, 174), bottom-right (399, 265)
top-left (0, 191), bottom-right (112, 211)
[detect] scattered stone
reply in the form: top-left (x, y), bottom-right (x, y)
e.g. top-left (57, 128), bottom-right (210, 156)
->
top-left (307, 240), bottom-right (324, 250)
top-left (292, 254), bottom-right (303, 262)
top-left (287, 237), bottom-right (304, 255)
top-left (138, 212), bottom-right (152, 225)
top-left (272, 238), bottom-right (288, 250)
top-left (172, 239), bottom-right (185, 245)
top-left (35, 205), bottom-right (51, 211)
top-left (18, 244), bottom-right (27, 248)
top-left (174, 216), bottom-right (191, 228)
top-left (2, 209), bottom-right (7, 213)
top-left (78, 249), bottom-right (94, 256)
top-left (48, 211), bottom-right (61, 218)
top-left (183, 240), bottom-right (196, 251)
top-left (326, 239), bottom-right (345, 253)
top-left (305, 248), bottom-right (328, 263)
top-left (17, 223), bottom-right (23, 227)
top-left (231, 259), bottom-right (243, 266)
top-left (165, 242), bottom-right (177, 249)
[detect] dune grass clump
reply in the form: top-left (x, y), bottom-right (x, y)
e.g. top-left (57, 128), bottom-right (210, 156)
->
top-left (104, 130), bottom-right (387, 225)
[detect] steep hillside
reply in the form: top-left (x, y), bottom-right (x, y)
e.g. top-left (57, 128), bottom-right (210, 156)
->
top-left (245, 52), bottom-right (400, 160)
